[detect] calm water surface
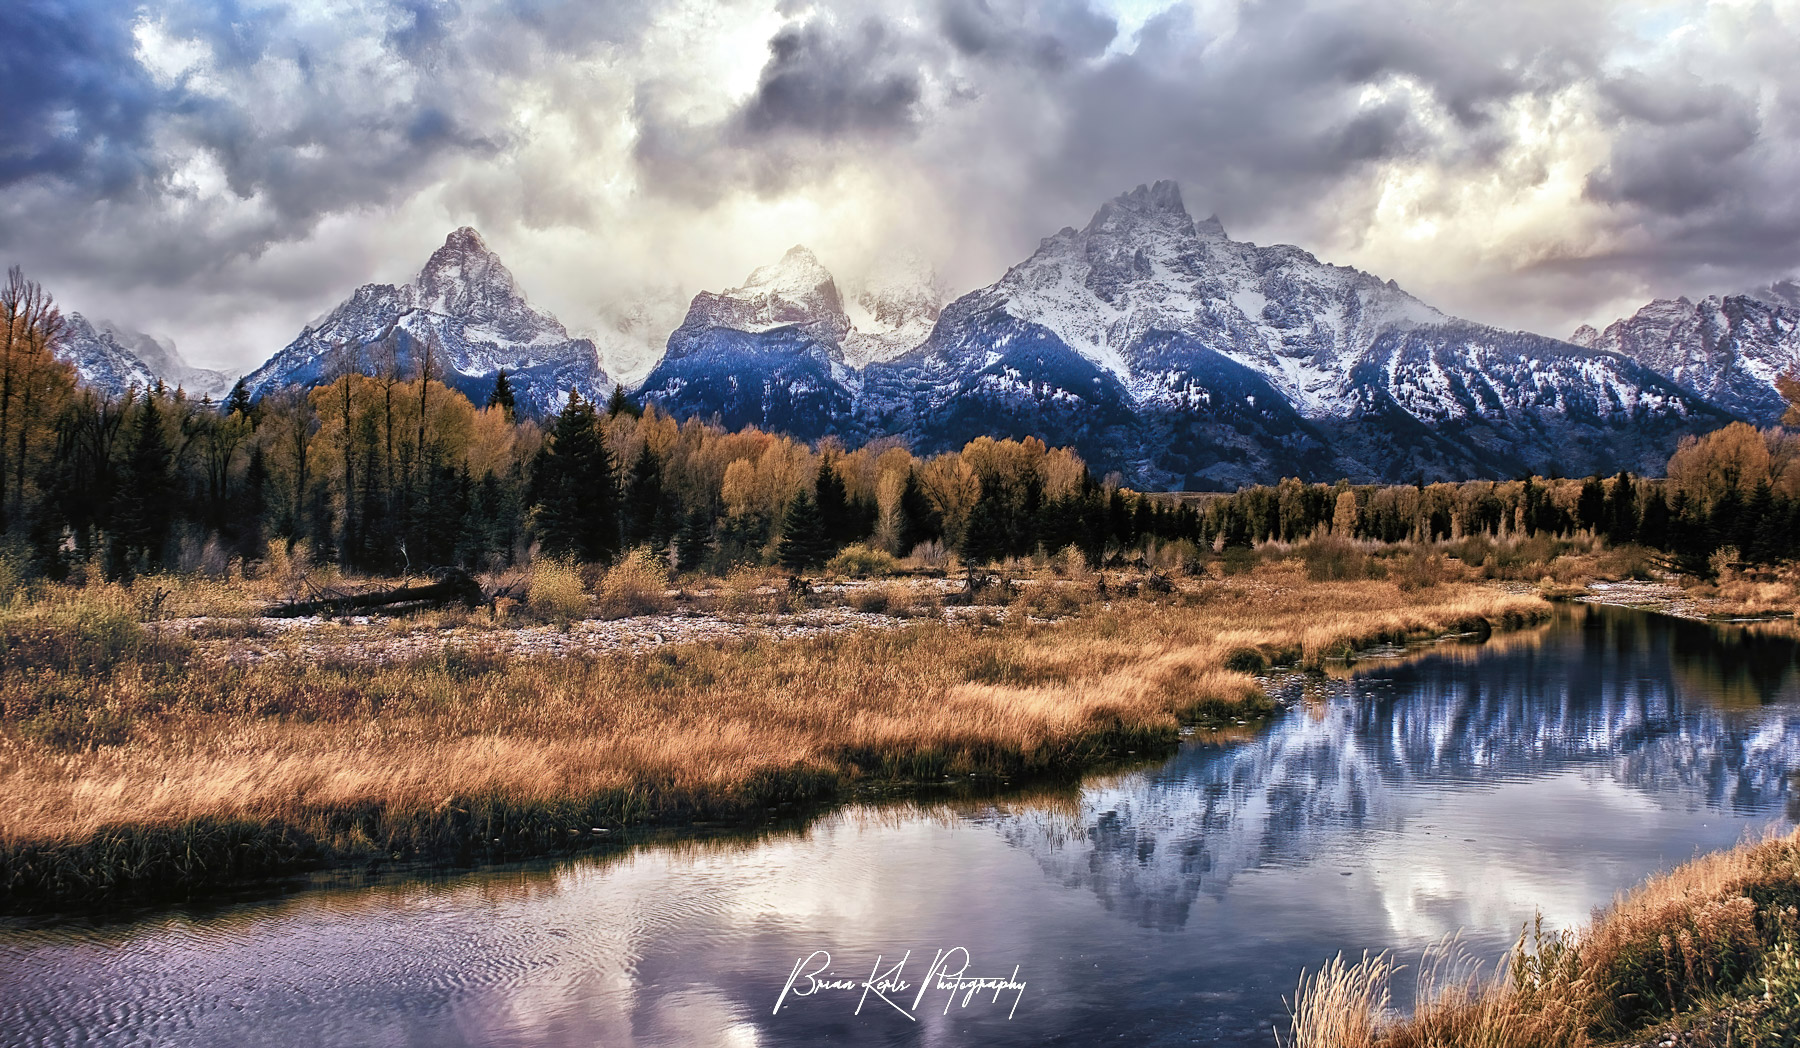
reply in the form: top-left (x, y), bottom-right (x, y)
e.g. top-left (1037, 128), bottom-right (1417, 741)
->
top-left (4, 605), bottom-right (1799, 1047)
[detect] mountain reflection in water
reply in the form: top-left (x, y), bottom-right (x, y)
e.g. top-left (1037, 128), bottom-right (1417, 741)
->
top-left (998, 606), bottom-right (1800, 935)
top-left (2, 605), bottom-right (1796, 1048)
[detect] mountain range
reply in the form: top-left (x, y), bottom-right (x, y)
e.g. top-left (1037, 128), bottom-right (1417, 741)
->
top-left (156, 180), bottom-right (1800, 489)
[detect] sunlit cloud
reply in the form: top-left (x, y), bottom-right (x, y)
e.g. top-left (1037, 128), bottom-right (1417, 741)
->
top-left (5, 0), bottom-right (1800, 375)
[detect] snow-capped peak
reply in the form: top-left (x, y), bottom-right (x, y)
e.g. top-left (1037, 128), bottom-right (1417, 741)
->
top-left (670, 245), bottom-right (853, 352)
top-left (1083, 179), bottom-right (1198, 240)
top-left (245, 226), bottom-right (608, 416)
top-left (842, 251), bottom-right (944, 368)
top-left (932, 178), bottom-right (1446, 413)
top-left (1581, 291), bottom-right (1800, 423)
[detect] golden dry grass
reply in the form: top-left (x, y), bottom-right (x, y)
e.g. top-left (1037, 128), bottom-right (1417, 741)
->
top-left (0, 560), bottom-right (1544, 904)
top-left (1284, 828), bottom-right (1800, 1048)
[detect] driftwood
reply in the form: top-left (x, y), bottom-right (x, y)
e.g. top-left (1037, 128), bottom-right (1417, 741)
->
top-left (267, 568), bottom-right (485, 618)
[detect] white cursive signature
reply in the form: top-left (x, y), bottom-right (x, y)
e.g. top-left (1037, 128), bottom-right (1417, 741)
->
top-left (772, 947), bottom-right (1028, 1020)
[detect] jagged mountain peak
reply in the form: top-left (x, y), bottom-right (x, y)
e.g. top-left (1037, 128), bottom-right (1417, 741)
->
top-left (414, 225), bottom-right (539, 325)
top-left (245, 226), bottom-right (606, 416)
top-left (1085, 180), bottom-right (1197, 239)
top-left (1749, 278), bottom-right (1800, 312)
top-left (734, 245), bottom-right (844, 316)
top-left (1582, 290), bottom-right (1800, 423)
top-left (56, 313), bottom-right (236, 398)
top-left (670, 245), bottom-right (851, 350)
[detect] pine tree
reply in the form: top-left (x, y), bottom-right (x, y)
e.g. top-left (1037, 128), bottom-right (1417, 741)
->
top-left (675, 510), bottom-right (713, 573)
top-left (815, 458), bottom-right (850, 550)
top-left (226, 378), bottom-right (253, 420)
top-left (1742, 481), bottom-right (1777, 563)
top-left (624, 442), bottom-right (666, 549)
top-left (898, 468), bottom-right (940, 553)
top-left (109, 390), bottom-right (173, 575)
top-left (606, 384), bottom-right (640, 419)
top-left (1577, 475), bottom-right (1607, 534)
top-left (486, 369), bottom-right (516, 420)
top-left (532, 392), bottom-right (619, 562)
top-left (960, 487), bottom-right (1010, 566)
top-left (776, 491), bottom-right (831, 570)
top-left (1637, 488), bottom-right (1671, 550)
top-left (1606, 472), bottom-right (1638, 546)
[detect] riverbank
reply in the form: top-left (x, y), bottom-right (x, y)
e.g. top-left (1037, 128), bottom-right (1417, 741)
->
top-left (0, 560), bottom-right (1545, 909)
top-left (1284, 827), bottom-right (1800, 1048)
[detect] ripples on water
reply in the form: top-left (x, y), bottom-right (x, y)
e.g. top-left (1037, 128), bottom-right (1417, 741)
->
top-left (4, 605), bottom-right (1798, 1047)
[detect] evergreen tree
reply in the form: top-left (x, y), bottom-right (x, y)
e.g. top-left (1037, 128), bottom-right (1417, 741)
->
top-left (109, 391), bottom-right (173, 575)
top-left (605, 385), bottom-right (640, 419)
top-left (225, 378), bottom-right (253, 419)
top-left (1107, 487), bottom-right (1131, 548)
top-left (234, 443), bottom-right (268, 562)
top-left (959, 489), bottom-right (1009, 566)
top-left (531, 392), bottom-right (619, 562)
top-left (1637, 488), bottom-right (1671, 550)
top-left (675, 510), bottom-right (712, 573)
top-left (815, 458), bottom-right (850, 549)
top-left (486, 369), bottom-right (516, 420)
top-left (1606, 472), bottom-right (1638, 545)
top-left (776, 491), bottom-right (831, 570)
top-left (1742, 481), bottom-right (1777, 563)
top-left (897, 469), bottom-right (940, 553)
top-left (1576, 475), bottom-right (1607, 534)
top-left (623, 442), bottom-right (667, 550)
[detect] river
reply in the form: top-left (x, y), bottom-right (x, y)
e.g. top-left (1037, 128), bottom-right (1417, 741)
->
top-left (4, 604), bottom-right (1798, 1047)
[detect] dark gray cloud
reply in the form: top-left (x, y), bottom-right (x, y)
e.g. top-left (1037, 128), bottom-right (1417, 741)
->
top-left (938, 0), bottom-right (1117, 70)
top-left (740, 20), bottom-right (922, 137)
top-left (0, 0), bottom-right (164, 191)
top-left (9, 0), bottom-right (1800, 369)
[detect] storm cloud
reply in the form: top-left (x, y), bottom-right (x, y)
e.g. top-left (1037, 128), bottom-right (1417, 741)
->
top-left (4, 0), bottom-right (1800, 372)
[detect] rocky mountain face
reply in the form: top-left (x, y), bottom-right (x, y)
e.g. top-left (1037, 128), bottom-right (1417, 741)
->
top-left (1574, 294), bottom-right (1800, 425)
top-left (636, 246), bottom-right (941, 438)
top-left (244, 228), bottom-right (610, 416)
top-left (861, 182), bottom-right (1723, 487)
top-left (56, 314), bottom-right (234, 399)
top-left (226, 188), bottom-right (1756, 488)
top-left (56, 314), bottom-right (156, 396)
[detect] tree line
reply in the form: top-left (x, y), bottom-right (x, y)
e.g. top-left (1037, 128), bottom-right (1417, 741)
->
top-left (6, 267), bottom-right (1800, 581)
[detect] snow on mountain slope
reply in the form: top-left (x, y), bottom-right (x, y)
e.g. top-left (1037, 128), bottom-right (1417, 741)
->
top-left (867, 180), bottom-right (1723, 486)
top-left (1574, 294), bottom-right (1800, 424)
top-left (245, 228), bottom-right (610, 416)
top-left (102, 326), bottom-right (236, 398)
top-left (637, 247), bottom-right (856, 440)
top-left (637, 246), bottom-right (939, 438)
top-left (938, 180), bottom-right (1445, 416)
top-left (841, 252), bottom-right (943, 369)
top-left (55, 315), bottom-right (237, 399)
top-left (56, 314), bottom-right (157, 397)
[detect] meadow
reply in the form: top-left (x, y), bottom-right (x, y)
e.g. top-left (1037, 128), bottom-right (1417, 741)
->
top-left (0, 544), bottom-right (1545, 907)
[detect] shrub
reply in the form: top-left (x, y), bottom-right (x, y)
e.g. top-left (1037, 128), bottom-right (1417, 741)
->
top-left (827, 543), bottom-right (899, 578)
top-left (1303, 538), bottom-right (1384, 582)
top-left (905, 540), bottom-right (951, 571)
top-left (848, 585), bottom-right (894, 614)
top-left (1596, 544), bottom-right (1659, 581)
top-left (1394, 550), bottom-right (1451, 592)
top-left (526, 559), bottom-right (590, 624)
top-left (1220, 546), bottom-right (1260, 576)
top-left (596, 547), bottom-right (672, 620)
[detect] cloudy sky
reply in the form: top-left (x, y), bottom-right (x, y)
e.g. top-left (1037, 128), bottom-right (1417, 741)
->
top-left (7, 0), bottom-right (1800, 375)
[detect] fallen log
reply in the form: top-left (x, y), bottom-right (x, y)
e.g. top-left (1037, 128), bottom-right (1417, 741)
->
top-left (266, 569), bottom-right (485, 618)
